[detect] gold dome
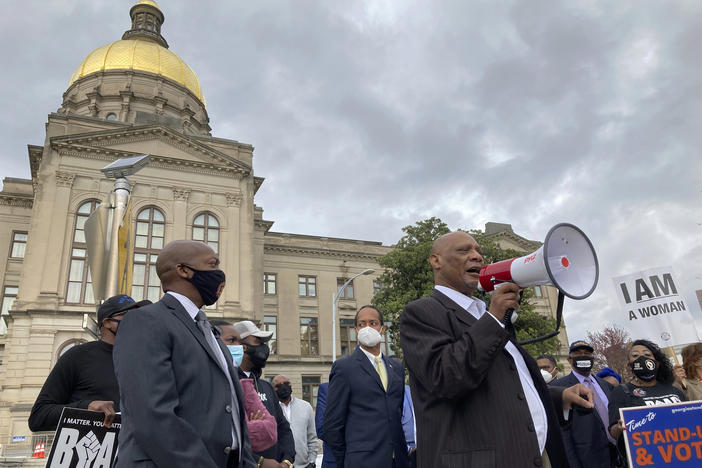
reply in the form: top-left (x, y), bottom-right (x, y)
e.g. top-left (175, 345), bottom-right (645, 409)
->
top-left (68, 39), bottom-right (204, 104)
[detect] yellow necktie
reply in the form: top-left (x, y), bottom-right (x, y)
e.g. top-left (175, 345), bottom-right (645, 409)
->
top-left (374, 355), bottom-right (388, 391)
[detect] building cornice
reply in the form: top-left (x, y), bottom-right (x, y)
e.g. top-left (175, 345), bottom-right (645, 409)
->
top-left (52, 142), bottom-right (248, 179)
top-left (486, 230), bottom-right (542, 252)
top-left (0, 193), bottom-right (34, 208)
top-left (264, 243), bottom-right (385, 261)
top-left (49, 124), bottom-right (251, 175)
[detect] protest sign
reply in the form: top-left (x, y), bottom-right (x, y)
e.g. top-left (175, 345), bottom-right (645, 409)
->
top-left (45, 407), bottom-right (120, 468)
top-left (612, 267), bottom-right (700, 346)
top-left (621, 401), bottom-right (702, 467)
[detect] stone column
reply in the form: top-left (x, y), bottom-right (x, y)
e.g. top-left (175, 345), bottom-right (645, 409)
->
top-left (172, 187), bottom-right (190, 240)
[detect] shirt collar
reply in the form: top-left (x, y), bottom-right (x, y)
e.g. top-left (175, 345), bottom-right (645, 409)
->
top-left (434, 285), bottom-right (486, 319)
top-left (360, 345), bottom-right (382, 365)
top-left (166, 291), bottom-right (200, 320)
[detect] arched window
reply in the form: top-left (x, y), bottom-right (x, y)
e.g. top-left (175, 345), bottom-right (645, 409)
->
top-left (192, 212), bottom-right (219, 253)
top-left (58, 339), bottom-right (88, 359)
top-left (66, 200), bottom-right (100, 304)
top-left (106, 113), bottom-right (117, 121)
top-left (131, 207), bottom-right (165, 302)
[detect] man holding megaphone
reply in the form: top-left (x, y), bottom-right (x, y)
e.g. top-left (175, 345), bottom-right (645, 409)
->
top-left (400, 230), bottom-right (595, 468)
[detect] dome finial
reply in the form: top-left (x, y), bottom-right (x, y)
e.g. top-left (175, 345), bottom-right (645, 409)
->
top-left (122, 0), bottom-right (168, 48)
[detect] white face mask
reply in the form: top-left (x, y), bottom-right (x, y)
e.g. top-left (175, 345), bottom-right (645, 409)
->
top-left (541, 369), bottom-right (554, 384)
top-left (357, 326), bottom-right (382, 347)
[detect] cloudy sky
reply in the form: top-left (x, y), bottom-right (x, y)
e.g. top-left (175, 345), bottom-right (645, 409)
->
top-left (1, 0), bottom-right (701, 344)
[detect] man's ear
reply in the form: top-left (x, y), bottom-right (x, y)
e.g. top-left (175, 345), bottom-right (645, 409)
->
top-left (429, 253), bottom-right (441, 270)
top-left (175, 264), bottom-right (191, 279)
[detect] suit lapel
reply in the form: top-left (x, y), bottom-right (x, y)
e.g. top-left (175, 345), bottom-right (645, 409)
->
top-left (354, 347), bottom-right (385, 392)
top-left (431, 290), bottom-right (477, 328)
top-left (163, 294), bottom-right (227, 375)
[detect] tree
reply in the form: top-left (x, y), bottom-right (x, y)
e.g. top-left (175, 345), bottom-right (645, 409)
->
top-left (586, 324), bottom-right (632, 382)
top-left (373, 218), bottom-right (561, 358)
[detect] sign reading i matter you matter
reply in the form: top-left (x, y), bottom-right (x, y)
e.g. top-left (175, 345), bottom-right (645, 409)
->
top-left (612, 266), bottom-right (700, 346)
top-left (45, 407), bottom-right (120, 468)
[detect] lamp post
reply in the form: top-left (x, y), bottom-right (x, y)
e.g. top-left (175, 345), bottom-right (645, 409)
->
top-left (332, 268), bottom-right (374, 362)
top-left (99, 154), bottom-right (149, 298)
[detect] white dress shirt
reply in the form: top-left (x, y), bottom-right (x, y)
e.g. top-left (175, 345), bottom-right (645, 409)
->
top-left (434, 286), bottom-right (548, 453)
top-left (360, 345), bottom-right (388, 377)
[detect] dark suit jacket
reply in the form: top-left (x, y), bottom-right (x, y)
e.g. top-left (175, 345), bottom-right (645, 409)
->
top-left (551, 372), bottom-right (615, 468)
top-left (322, 347), bottom-right (409, 468)
top-left (315, 382), bottom-right (337, 468)
top-left (400, 290), bottom-right (570, 468)
top-left (113, 294), bottom-right (256, 467)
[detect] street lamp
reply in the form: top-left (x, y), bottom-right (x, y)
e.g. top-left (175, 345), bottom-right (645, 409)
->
top-left (100, 154), bottom-right (150, 297)
top-left (332, 268), bottom-right (374, 362)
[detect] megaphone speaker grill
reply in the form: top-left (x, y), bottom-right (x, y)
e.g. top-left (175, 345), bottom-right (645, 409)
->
top-left (478, 223), bottom-right (599, 300)
top-left (542, 223), bottom-right (599, 299)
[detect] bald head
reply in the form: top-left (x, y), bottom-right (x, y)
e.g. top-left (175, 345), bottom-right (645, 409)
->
top-left (156, 240), bottom-right (221, 306)
top-left (430, 231), bottom-right (483, 295)
top-left (157, 240), bottom-right (213, 281)
top-left (432, 231), bottom-right (473, 256)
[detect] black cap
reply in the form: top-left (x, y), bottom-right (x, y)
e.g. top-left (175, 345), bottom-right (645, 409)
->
top-left (97, 294), bottom-right (151, 324)
top-left (569, 340), bottom-right (594, 353)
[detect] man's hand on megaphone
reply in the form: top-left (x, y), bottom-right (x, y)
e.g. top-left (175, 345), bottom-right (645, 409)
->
top-left (487, 282), bottom-right (520, 322)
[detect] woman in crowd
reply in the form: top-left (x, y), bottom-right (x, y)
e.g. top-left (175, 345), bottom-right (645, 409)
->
top-left (673, 342), bottom-right (702, 401)
top-left (608, 339), bottom-right (687, 463)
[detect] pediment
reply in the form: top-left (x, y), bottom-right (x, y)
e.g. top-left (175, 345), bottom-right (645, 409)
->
top-left (50, 125), bottom-right (251, 177)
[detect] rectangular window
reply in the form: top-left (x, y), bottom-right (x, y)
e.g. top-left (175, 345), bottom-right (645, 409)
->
top-left (302, 375), bottom-right (321, 410)
top-left (10, 232), bottom-right (27, 258)
top-left (373, 280), bottom-right (383, 295)
top-left (534, 286), bottom-right (543, 298)
top-left (300, 317), bottom-right (319, 356)
top-left (298, 276), bottom-right (316, 297)
top-left (340, 318), bottom-right (357, 355)
top-left (1, 286), bottom-right (18, 316)
top-left (264, 273), bottom-right (277, 295)
top-left (264, 315), bottom-right (278, 354)
top-left (132, 253), bottom-right (161, 303)
top-left (336, 278), bottom-right (355, 299)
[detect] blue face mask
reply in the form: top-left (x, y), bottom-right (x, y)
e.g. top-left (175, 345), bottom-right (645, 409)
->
top-left (227, 345), bottom-right (244, 367)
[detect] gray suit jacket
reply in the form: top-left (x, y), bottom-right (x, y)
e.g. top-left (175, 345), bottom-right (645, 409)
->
top-left (113, 294), bottom-right (255, 467)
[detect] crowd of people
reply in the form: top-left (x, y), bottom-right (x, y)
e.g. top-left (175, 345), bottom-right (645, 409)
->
top-left (27, 236), bottom-right (702, 468)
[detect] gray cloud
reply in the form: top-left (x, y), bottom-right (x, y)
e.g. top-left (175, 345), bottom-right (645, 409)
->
top-left (1, 0), bottom-right (700, 341)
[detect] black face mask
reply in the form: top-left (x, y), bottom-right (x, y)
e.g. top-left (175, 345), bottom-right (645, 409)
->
top-left (631, 356), bottom-right (658, 382)
top-left (245, 343), bottom-right (270, 369)
top-left (276, 383), bottom-right (293, 401)
top-left (181, 264), bottom-right (226, 306)
top-left (573, 357), bottom-right (594, 374)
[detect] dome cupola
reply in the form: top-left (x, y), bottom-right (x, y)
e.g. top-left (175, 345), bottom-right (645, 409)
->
top-left (60, 1), bottom-right (211, 136)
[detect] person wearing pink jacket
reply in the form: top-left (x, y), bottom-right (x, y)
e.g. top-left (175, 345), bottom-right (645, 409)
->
top-left (212, 320), bottom-right (278, 454)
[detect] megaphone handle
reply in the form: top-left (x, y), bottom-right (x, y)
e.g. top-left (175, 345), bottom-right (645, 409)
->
top-left (503, 290), bottom-right (523, 339)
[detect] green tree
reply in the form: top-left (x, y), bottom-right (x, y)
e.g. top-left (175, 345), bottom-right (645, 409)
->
top-left (373, 218), bottom-right (560, 358)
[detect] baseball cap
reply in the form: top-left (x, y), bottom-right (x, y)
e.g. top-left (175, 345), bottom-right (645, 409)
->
top-left (569, 340), bottom-right (594, 353)
top-left (97, 294), bottom-right (151, 324)
top-left (596, 367), bottom-right (622, 383)
top-left (233, 320), bottom-right (273, 342)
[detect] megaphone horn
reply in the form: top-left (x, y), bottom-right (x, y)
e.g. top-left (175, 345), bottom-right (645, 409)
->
top-left (478, 223), bottom-right (599, 300)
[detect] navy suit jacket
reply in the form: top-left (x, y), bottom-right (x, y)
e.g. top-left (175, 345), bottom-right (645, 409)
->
top-left (322, 347), bottom-right (408, 468)
top-left (315, 382), bottom-right (336, 468)
top-left (552, 372), bottom-right (615, 468)
top-left (113, 294), bottom-right (255, 467)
